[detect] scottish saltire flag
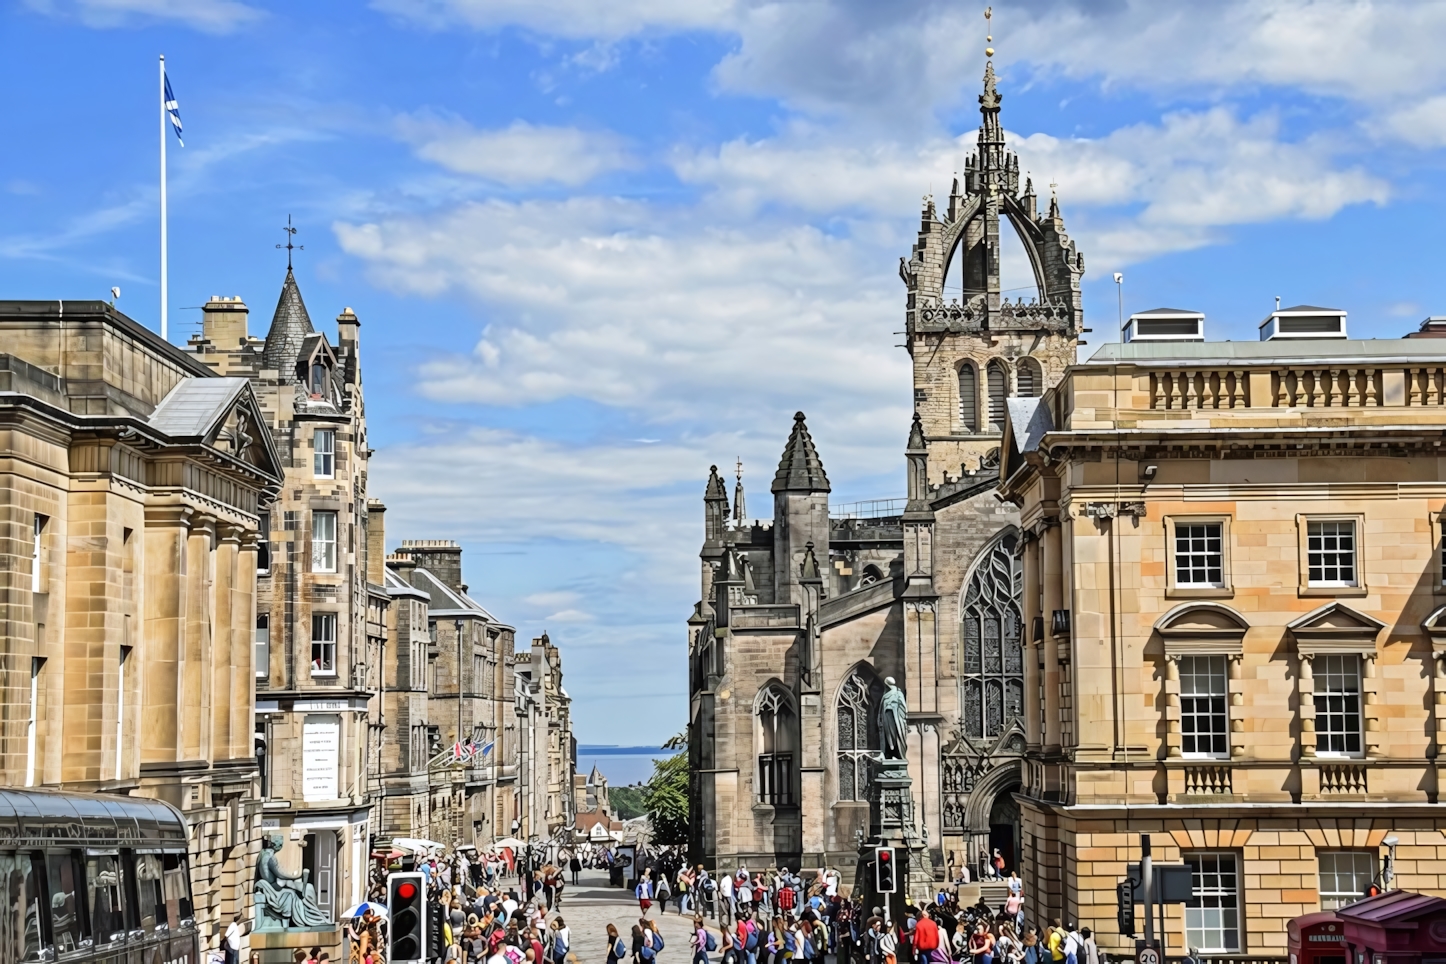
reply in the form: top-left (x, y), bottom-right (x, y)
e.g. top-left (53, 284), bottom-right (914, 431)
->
top-left (164, 72), bottom-right (183, 146)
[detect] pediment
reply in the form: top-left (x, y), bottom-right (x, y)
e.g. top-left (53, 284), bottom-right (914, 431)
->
top-left (1289, 602), bottom-right (1385, 654)
top-left (207, 388), bottom-right (283, 482)
top-left (1155, 602), bottom-right (1249, 655)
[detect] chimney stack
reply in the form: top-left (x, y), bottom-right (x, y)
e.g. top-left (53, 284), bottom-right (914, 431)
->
top-left (366, 498), bottom-right (386, 585)
top-left (202, 296), bottom-right (248, 347)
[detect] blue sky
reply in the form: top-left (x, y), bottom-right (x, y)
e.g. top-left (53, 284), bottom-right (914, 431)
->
top-left (7, 0), bottom-right (1446, 744)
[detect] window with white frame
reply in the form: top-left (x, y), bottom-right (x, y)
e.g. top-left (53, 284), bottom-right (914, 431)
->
top-left (1308, 520), bottom-right (1357, 587)
top-left (313, 429), bottom-right (335, 479)
top-left (1176, 523), bottom-right (1225, 587)
top-left (1179, 655), bottom-right (1230, 758)
top-left (1185, 852), bottom-right (1240, 952)
top-left (1314, 654), bottom-right (1363, 756)
top-left (311, 613), bottom-right (337, 676)
top-left (255, 615), bottom-right (270, 680)
top-left (31, 514), bottom-right (47, 593)
top-left (1319, 851), bottom-right (1376, 910)
top-left (311, 511), bottom-right (337, 573)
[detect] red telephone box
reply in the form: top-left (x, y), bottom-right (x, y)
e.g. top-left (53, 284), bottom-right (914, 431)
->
top-left (1289, 912), bottom-right (1348, 964)
top-left (1335, 890), bottom-right (1446, 964)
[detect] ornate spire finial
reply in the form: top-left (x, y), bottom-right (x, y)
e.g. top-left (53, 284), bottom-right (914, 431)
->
top-left (276, 214), bottom-right (303, 270)
top-left (984, 6), bottom-right (994, 57)
top-left (732, 457), bottom-right (747, 523)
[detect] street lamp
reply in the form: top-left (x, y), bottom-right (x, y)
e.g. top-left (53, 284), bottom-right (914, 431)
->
top-left (1384, 835), bottom-right (1399, 891)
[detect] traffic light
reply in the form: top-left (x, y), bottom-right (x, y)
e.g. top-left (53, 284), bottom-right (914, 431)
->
top-left (875, 846), bottom-right (897, 893)
top-left (1116, 880), bottom-right (1136, 937)
top-left (1364, 881), bottom-right (1382, 899)
top-left (389, 872), bottom-right (426, 963)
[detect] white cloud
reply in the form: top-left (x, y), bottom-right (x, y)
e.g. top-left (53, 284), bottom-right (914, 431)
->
top-left (25, 0), bottom-right (262, 32)
top-left (543, 609), bottom-right (594, 623)
top-left (396, 117), bottom-right (636, 186)
top-left (370, 0), bottom-right (736, 40)
top-left (522, 590), bottom-right (581, 608)
top-left (1385, 96), bottom-right (1446, 148)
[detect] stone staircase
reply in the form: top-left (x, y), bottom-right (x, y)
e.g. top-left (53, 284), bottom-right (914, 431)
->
top-left (978, 880), bottom-right (1010, 912)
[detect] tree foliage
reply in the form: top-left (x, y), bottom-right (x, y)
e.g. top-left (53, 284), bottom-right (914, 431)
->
top-left (608, 786), bottom-right (646, 820)
top-left (642, 731), bottom-right (689, 846)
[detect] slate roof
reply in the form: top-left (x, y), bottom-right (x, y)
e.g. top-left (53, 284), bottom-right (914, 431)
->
top-left (1005, 397), bottom-right (1053, 454)
top-left (261, 267), bottom-right (315, 380)
top-left (1133, 307), bottom-right (1204, 316)
top-left (147, 378), bottom-right (249, 438)
top-left (410, 565), bottom-right (499, 622)
top-left (772, 411), bottom-right (830, 493)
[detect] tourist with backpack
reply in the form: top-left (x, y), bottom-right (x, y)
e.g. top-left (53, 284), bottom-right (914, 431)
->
top-left (607, 924), bottom-right (628, 964)
top-left (641, 919), bottom-right (666, 963)
top-left (637, 872), bottom-right (654, 915)
top-left (693, 917), bottom-right (714, 964)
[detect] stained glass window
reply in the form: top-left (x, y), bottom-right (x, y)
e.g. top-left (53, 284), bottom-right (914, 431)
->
top-left (960, 532), bottom-right (1024, 740)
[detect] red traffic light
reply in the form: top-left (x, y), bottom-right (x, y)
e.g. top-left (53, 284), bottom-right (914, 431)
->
top-left (398, 882), bottom-right (417, 899)
top-left (879, 851), bottom-right (891, 862)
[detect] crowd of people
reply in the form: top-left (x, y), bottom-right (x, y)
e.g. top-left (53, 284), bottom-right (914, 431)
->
top-left (341, 846), bottom-right (1102, 964)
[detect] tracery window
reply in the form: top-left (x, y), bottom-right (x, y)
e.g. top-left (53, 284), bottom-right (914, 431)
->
top-left (960, 531), bottom-right (1024, 739)
top-left (757, 686), bottom-right (796, 806)
top-left (959, 364), bottom-right (978, 433)
top-left (837, 671), bottom-right (882, 801)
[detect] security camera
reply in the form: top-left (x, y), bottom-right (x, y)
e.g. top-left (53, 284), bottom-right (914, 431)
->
top-left (1142, 464), bottom-right (1158, 480)
top-left (1385, 835), bottom-right (1399, 847)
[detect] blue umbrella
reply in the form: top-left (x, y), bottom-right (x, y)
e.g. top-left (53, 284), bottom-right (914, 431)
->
top-left (342, 901), bottom-right (388, 919)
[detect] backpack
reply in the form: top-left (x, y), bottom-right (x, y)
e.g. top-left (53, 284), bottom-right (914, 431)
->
top-left (784, 932), bottom-right (797, 954)
top-left (706, 933), bottom-right (718, 953)
top-left (1024, 945), bottom-right (1040, 964)
top-left (642, 936), bottom-right (656, 961)
top-left (614, 938), bottom-right (627, 960)
top-left (745, 927), bottom-right (759, 952)
top-left (652, 931), bottom-right (665, 953)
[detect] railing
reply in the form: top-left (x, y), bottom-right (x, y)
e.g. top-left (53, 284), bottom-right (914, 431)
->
top-left (1273, 368), bottom-right (1383, 407)
top-left (832, 498), bottom-right (907, 520)
top-left (1184, 765), bottom-right (1233, 795)
top-left (1150, 370), bottom-right (1249, 410)
top-left (1406, 367), bottom-right (1446, 405)
top-left (1319, 763), bottom-right (1368, 794)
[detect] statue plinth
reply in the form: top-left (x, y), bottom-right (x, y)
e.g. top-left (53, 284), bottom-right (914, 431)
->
top-left (249, 925), bottom-right (343, 964)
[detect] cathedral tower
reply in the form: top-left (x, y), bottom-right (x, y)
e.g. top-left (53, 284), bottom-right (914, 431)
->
top-left (900, 53), bottom-right (1086, 487)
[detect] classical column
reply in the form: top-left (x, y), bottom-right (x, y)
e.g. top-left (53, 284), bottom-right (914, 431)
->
top-left (1022, 532), bottom-right (1042, 749)
top-left (1299, 653), bottom-right (1316, 759)
top-left (1041, 522), bottom-right (1063, 751)
top-left (212, 524), bottom-right (240, 761)
top-left (184, 514), bottom-right (216, 764)
top-left (1164, 654), bottom-right (1182, 758)
top-left (1363, 652), bottom-right (1380, 756)
top-left (1228, 654), bottom-right (1245, 758)
top-left (232, 531), bottom-right (259, 763)
top-left (142, 505), bottom-right (193, 766)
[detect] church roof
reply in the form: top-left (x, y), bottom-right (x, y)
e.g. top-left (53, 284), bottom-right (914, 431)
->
top-left (705, 464), bottom-right (728, 501)
top-left (261, 267), bottom-right (315, 380)
top-left (772, 411), bottom-right (830, 493)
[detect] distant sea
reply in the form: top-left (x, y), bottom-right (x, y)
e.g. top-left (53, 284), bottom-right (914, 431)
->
top-left (576, 745), bottom-right (669, 787)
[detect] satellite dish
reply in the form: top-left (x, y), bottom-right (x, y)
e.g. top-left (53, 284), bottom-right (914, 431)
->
top-left (110, 286), bottom-right (121, 304)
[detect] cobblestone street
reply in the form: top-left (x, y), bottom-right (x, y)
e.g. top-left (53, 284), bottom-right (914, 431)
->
top-left (543, 871), bottom-right (718, 964)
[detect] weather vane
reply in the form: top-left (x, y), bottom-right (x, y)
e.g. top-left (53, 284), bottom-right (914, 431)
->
top-left (736, 457), bottom-right (743, 482)
top-left (276, 214), bottom-right (303, 269)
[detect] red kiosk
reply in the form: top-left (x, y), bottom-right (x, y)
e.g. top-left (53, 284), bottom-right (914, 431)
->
top-left (1328, 890), bottom-right (1446, 964)
top-left (1290, 912), bottom-right (1348, 964)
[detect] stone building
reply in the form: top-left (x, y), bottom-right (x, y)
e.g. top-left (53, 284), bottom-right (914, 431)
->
top-left (0, 300), bottom-right (282, 951)
top-left (998, 320), bottom-right (1446, 958)
top-left (515, 633), bottom-right (576, 841)
top-left (687, 56), bottom-right (1085, 875)
top-left (380, 540), bottom-right (518, 849)
top-left (189, 272), bottom-right (375, 922)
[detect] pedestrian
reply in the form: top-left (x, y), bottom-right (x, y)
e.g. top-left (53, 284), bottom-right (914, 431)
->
top-left (224, 916), bottom-right (243, 964)
top-left (720, 870), bottom-right (736, 923)
top-left (633, 925), bottom-right (647, 964)
top-left (1062, 925), bottom-right (1080, 964)
top-left (638, 871), bottom-right (654, 915)
top-left (992, 850), bottom-right (1005, 880)
top-left (1021, 928), bottom-right (1040, 964)
top-left (1079, 929), bottom-right (1097, 964)
top-left (658, 872), bottom-right (673, 915)
top-left (1047, 921), bottom-right (1064, 964)
top-left (608, 924), bottom-right (629, 964)
top-left (693, 916), bottom-right (712, 964)
top-left (968, 923), bottom-right (993, 964)
top-left (548, 917), bottom-right (572, 964)
top-left (910, 908), bottom-right (939, 964)
top-left (571, 854), bottom-right (582, 886)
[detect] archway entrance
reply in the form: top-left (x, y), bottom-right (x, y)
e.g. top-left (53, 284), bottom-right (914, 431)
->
top-left (988, 785), bottom-right (1022, 877)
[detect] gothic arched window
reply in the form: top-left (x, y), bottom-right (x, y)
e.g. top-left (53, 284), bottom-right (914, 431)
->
top-left (837, 671), bottom-right (882, 801)
top-left (960, 531), bottom-right (1024, 739)
top-left (757, 686), bottom-right (796, 806)
top-left (958, 364), bottom-right (979, 433)
top-left (1017, 357), bottom-right (1043, 398)
top-left (986, 361), bottom-right (1009, 434)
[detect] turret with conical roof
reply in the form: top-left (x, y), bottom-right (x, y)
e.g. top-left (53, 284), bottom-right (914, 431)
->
top-left (261, 267), bottom-right (315, 380)
top-left (772, 411), bottom-right (831, 494)
top-left (772, 412), bottom-right (830, 607)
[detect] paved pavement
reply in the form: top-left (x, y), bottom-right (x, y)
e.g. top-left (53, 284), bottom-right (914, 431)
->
top-left (541, 870), bottom-right (716, 964)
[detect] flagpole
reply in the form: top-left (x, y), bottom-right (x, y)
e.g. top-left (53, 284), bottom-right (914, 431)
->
top-left (159, 54), bottom-right (168, 342)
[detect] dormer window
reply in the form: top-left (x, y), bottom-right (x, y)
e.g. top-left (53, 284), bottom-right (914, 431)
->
top-left (310, 360), bottom-right (328, 399)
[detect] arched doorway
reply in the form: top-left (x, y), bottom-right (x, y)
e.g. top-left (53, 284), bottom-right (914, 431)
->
top-left (959, 761), bottom-right (1022, 879)
top-left (988, 786), bottom-right (1022, 876)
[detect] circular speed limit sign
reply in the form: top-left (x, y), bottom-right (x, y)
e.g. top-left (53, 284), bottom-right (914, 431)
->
top-left (1138, 947), bottom-right (1161, 964)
